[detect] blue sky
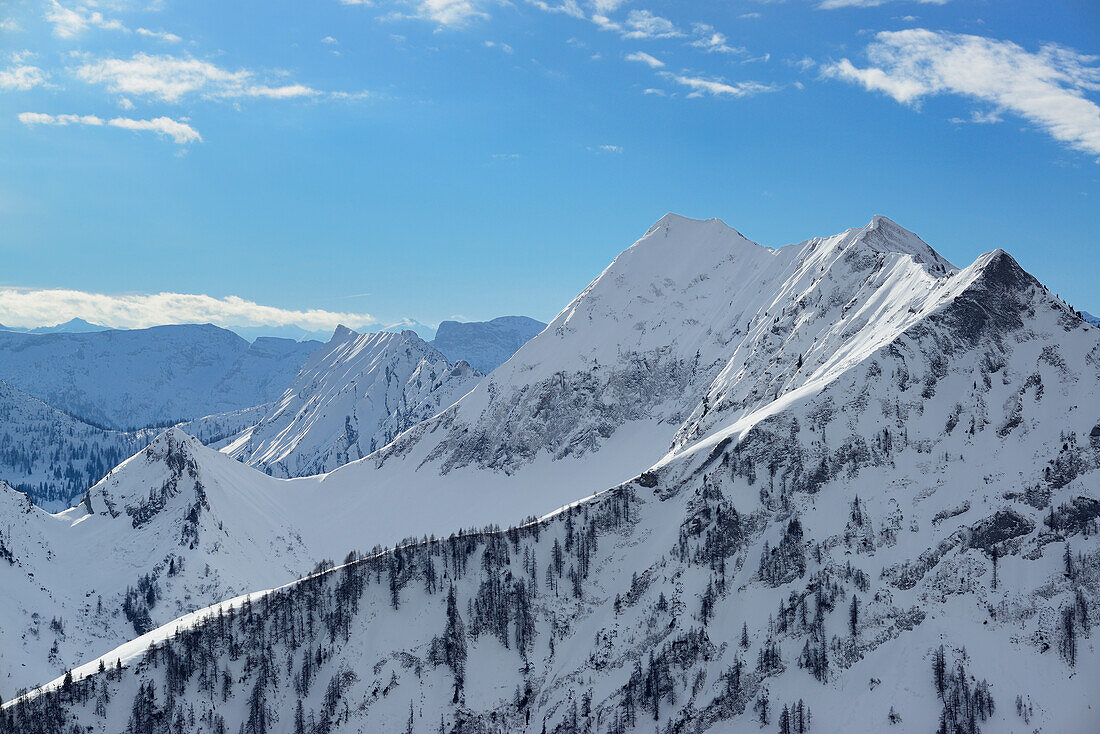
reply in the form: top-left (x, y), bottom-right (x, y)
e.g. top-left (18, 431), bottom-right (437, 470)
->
top-left (1, 0), bottom-right (1098, 335)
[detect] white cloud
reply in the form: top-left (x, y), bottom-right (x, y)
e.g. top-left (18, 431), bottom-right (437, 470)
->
top-left (379, 0), bottom-right (496, 27)
top-left (485, 40), bottom-right (514, 54)
top-left (18, 112), bottom-right (104, 126)
top-left (822, 29), bottom-right (1100, 156)
top-left (0, 63), bottom-right (48, 91)
top-left (19, 111), bottom-right (201, 144)
top-left (642, 87), bottom-right (666, 96)
top-left (76, 54), bottom-right (246, 101)
top-left (0, 17), bottom-right (22, 32)
top-left (423, 0), bottom-right (492, 25)
top-left (245, 84), bottom-right (320, 99)
top-left (45, 0), bottom-right (125, 38)
top-left (592, 9), bottom-right (679, 39)
top-left (589, 0), bottom-right (626, 12)
top-left (660, 71), bottom-right (777, 98)
top-left (792, 56), bottom-right (816, 73)
top-left (625, 51), bottom-right (663, 68)
top-left (524, 0), bottom-right (585, 19)
top-left (108, 116), bottom-right (202, 143)
top-left (117, 96), bottom-right (135, 110)
top-left (818, 0), bottom-right (947, 8)
top-left (588, 143), bottom-right (622, 153)
top-left (321, 36), bottom-right (339, 45)
top-left (328, 90), bottom-right (374, 100)
top-left (136, 28), bottom-right (183, 43)
top-left (689, 24), bottom-right (744, 55)
top-left (620, 10), bottom-right (680, 40)
top-left (949, 109), bottom-right (1002, 125)
top-left (74, 54), bottom-right (326, 102)
top-left (0, 288), bottom-right (383, 332)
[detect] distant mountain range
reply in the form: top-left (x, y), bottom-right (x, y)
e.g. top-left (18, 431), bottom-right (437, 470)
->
top-left (0, 316), bottom-right (543, 509)
top-left (0, 317), bottom-right (110, 334)
top-left (431, 315), bottom-right (546, 373)
top-left (0, 325), bottom-right (321, 430)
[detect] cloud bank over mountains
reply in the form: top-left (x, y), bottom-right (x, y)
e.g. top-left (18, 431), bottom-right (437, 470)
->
top-left (0, 287), bottom-right (383, 333)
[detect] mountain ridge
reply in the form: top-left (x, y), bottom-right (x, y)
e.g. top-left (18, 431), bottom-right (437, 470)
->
top-left (1, 214), bottom-right (1096, 734)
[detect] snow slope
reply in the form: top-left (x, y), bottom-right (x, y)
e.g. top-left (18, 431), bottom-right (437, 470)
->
top-left (223, 328), bottom-right (481, 478)
top-left (0, 325), bottom-right (321, 429)
top-left (431, 315), bottom-right (547, 373)
top-left (2, 214), bottom-right (1098, 733)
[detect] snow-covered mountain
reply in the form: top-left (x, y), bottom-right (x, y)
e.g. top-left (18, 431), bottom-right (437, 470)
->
top-left (1082, 311), bottom-right (1100, 327)
top-left (0, 381), bottom-right (149, 511)
top-left (2, 214), bottom-right (1098, 733)
top-left (431, 315), bottom-right (547, 373)
top-left (0, 318), bottom-right (110, 334)
top-left (0, 325), bottom-right (321, 429)
top-left (29, 318), bottom-right (110, 334)
top-left (224, 328), bottom-right (481, 478)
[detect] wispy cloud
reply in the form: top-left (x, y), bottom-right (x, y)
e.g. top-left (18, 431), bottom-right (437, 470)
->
top-left (485, 40), bottom-right (514, 54)
top-left (45, 0), bottom-right (124, 38)
top-left (0, 58), bottom-right (48, 91)
top-left (360, 0), bottom-right (497, 27)
top-left (0, 288), bottom-right (382, 332)
top-left (660, 71), bottom-right (777, 98)
top-left (136, 28), bottom-right (182, 43)
top-left (620, 10), bottom-right (681, 40)
top-left (588, 143), bottom-right (622, 153)
top-left (108, 116), bottom-right (202, 143)
top-left (689, 24), bottom-right (744, 55)
top-left (18, 112), bottom-right (104, 127)
top-left (822, 29), bottom-right (1100, 156)
top-left (18, 112), bottom-right (202, 144)
top-left (625, 51), bottom-right (664, 69)
top-left (44, 2), bottom-right (185, 44)
top-left (949, 109), bottom-right (1002, 125)
top-left (593, 9), bottom-right (681, 40)
top-left (74, 54), bottom-right (331, 103)
top-left (818, 0), bottom-right (948, 8)
top-left (525, 0), bottom-right (585, 18)
top-left (413, 0), bottom-right (494, 26)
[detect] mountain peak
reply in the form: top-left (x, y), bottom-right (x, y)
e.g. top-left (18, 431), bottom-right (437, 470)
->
top-left (830, 215), bottom-right (956, 271)
top-left (645, 213), bottom-right (749, 242)
top-left (963, 248), bottom-right (1041, 303)
top-left (329, 324), bottom-right (360, 343)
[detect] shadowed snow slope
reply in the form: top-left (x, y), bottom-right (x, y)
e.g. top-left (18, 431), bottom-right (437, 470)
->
top-left (2, 215), bottom-right (1098, 734)
top-left (0, 381), bottom-right (150, 510)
